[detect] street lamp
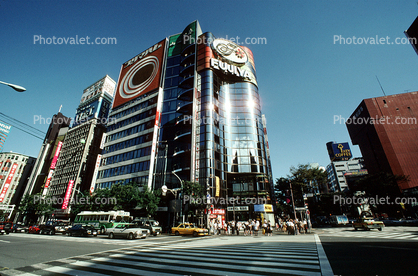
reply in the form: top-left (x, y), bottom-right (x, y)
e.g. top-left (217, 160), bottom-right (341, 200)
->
top-left (172, 171), bottom-right (184, 223)
top-left (0, 80), bottom-right (26, 92)
top-left (289, 181), bottom-right (299, 235)
top-left (161, 184), bottom-right (182, 226)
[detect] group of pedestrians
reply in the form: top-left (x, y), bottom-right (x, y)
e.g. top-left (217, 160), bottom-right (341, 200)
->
top-left (209, 219), bottom-right (273, 236)
top-left (276, 218), bottom-right (308, 235)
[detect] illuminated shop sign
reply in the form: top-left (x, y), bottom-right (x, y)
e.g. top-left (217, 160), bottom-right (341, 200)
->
top-left (327, 142), bottom-right (352, 161)
top-left (212, 38), bottom-right (248, 64)
top-left (210, 58), bottom-right (251, 79)
top-left (254, 204), bottom-right (273, 213)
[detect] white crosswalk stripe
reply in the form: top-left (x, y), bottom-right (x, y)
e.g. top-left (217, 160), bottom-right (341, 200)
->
top-left (318, 227), bottom-right (418, 240)
top-left (2, 236), bottom-right (330, 276)
top-left (11, 233), bottom-right (171, 246)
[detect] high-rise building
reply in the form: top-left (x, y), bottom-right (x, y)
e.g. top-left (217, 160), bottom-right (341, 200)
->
top-left (326, 158), bottom-right (367, 192)
top-left (96, 21), bottom-right (274, 225)
top-left (0, 152), bottom-right (36, 220)
top-left (23, 112), bottom-right (71, 197)
top-left (346, 92), bottom-right (418, 192)
top-left (47, 76), bottom-right (115, 218)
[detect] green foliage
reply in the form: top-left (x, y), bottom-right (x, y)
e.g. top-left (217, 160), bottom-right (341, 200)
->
top-left (274, 164), bottom-right (329, 217)
top-left (18, 193), bottom-right (54, 224)
top-left (182, 181), bottom-right (205, 199)
top-left (348, 172), bottom-right (408, 216)
top-left (137, 185), bottom-right (160, 217)
top-left (110, 182), bottom-right (141, 211)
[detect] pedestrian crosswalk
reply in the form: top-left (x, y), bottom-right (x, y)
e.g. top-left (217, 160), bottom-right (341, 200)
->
top-left (2, 235), bottom-right (330, 276)
top-left (318, 227), bottom-right (418, 240)
top-left (7, 233), bottom-right (173, 246)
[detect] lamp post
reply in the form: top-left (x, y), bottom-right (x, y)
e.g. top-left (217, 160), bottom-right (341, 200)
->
top-left (0, 80), bottom-right (26, 92)
top-left (172, 171), bottom-right (184, 223)
top-left (161, 185), bottom-right (182, 226)
top-left (289, 181), bottom-right (299, 235)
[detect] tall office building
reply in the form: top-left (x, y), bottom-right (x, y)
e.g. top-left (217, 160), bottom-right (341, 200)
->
top-left (0, 152), bottom-right (36, 220)
top-left (23, 112), bottom-right (71, 197)
top-left (96, 21), bottom-right (274, 223)
top-left (47, 76), bottom-right (115, 217)
top-left (326, 158), bottom-right (367, 192)
top-left (346, 92), bottom-right (418, 192)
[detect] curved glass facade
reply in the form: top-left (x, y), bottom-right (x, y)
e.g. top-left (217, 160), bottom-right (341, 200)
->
top-left (97, 21), bottom-right (274, 224)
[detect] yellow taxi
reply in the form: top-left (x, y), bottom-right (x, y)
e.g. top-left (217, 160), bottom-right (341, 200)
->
top-left (353, 217), bottom-right (384, 231)
top-left (171, 223), bottom-right (209, 237)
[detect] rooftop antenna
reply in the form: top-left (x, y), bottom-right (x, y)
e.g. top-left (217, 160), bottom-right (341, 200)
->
top-left (58, 105), bottom-right (62, 113)
top-left (375, 75), bottom-right (386, 97)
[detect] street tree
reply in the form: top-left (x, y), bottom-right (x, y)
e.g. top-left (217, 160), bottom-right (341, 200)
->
top-left (137, 185), bottom-right (161, 217)
top-left (275, 164), bottom-right (328, 218)
top-left (18, 193), bottom-right (54, 224)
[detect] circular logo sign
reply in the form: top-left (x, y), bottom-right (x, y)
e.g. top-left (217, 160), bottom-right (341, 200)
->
top-left (118, 56), bottom-right (159, 99)
top-left (212, 38), bottom-right (248, 64)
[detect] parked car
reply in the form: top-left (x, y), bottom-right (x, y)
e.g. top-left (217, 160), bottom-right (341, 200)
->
top-left (171, 223), bottom-right (209, 237)
top-left (353, 217), bottom-right (384, 231)
top-left (0, 221), bottom-right (13, 235)
top-left (398, 217), bottom-right (418, 226)
top-left (66, 224), bottom-right (98, 237)
top-left (132, 218), bottom-right (162, 236)
top-left (375, 217), bottom-right (400, 226)
top-left (106, 223), bottom-right (149, 240)
top-left (39, 220), bottom-right (70, 235)
top-left (329, 215), bottom-right (349, 226)
top-left (12, 223), bottom-right (28, 233)
top-left (28, 225), bottom-right (42, 234)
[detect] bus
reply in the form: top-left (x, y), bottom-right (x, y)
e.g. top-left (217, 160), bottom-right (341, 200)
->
top-left (74, 211), bottom-right (131, 234)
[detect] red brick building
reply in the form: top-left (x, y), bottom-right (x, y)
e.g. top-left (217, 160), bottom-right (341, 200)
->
top-left (346, 92), bottom-right (418, 191)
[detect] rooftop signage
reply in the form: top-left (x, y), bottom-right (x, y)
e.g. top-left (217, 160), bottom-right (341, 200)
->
top-left (327, 141), bottom-right (352, 161)
top-left (212, 38), bottom-right (248, 64)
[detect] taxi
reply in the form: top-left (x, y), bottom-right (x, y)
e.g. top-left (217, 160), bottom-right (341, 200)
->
top-left (171, 223), bottom-right (209, 237)
top-left (353, 217), bottom-right (384, 231)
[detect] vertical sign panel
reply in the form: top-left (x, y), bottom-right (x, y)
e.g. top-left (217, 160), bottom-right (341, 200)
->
top-left (61, 180), bottom-right (74, 209)
top-left (0, 163), bottom-right (18, 202)
top-left (50, 141), bottom-right (63, 169)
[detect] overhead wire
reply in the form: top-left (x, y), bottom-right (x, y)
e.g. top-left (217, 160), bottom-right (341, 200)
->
top-left (0, 112), bottom-right (46, 135)
top-left (0, 112), bottom-right (45, 140)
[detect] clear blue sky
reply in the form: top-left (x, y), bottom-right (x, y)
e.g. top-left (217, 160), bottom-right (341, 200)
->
top-left (1, 0), bottom-right (418, 180)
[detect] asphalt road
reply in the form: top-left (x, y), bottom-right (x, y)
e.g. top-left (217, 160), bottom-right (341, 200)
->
top-left (0, 233), bottom-right (194, 270)
top-left (2, 227), bottom-right (418, 276)
top-left (318, 227), bottom-right (418, 276)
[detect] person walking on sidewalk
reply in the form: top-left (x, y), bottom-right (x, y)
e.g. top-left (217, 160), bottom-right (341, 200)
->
top-left (266, 220), bottom-right (272, 236)
top-left (254, 219), bottom-right (260, 236)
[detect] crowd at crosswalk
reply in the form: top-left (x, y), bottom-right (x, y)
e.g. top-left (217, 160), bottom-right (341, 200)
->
top-left (1, 236), bottom-right (327, 276)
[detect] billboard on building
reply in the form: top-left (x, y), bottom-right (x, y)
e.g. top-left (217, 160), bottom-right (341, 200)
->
top-left (326, 141), bottom-right (352, 161)
top-left (113, 39), bottom-right (167, 108)
top-left (73, 99), bottom-right (103, 127)
top-left (80, 75), bottom-right (116, 105)
top-left (0, 121), bottom-right (12, 152)
top-left (196, 35), bottom-right (258, 87)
